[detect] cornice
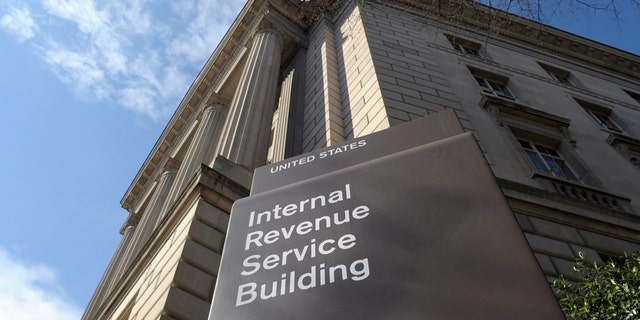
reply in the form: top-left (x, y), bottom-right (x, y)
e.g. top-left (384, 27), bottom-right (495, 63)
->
top-left (370, 0), bottom-right (639, 81)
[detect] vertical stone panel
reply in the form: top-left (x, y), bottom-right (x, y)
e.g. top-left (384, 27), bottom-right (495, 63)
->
top-left (359, 3), bottom-right (466, 127)
top-left (302, 18), bottom-right (344, 152)
top-left (335, 2), bottom-right (389, 138)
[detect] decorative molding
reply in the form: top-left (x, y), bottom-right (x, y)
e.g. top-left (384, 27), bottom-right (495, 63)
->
top-left (371, 0), bottom-right (639, 81)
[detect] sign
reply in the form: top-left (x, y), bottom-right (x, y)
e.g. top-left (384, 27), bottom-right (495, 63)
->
top-left (209, 111), bottom-right (564, 319)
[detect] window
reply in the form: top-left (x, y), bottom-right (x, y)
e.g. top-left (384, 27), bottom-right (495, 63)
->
top-left (624, 89), bottom-right (640, 104)
top-left (576, 99), bottom-right (623, 133)
top-left (539, 62), bottom-right (574, 85)
top-left (446, 34), bottom-right (482, 57)
top-left (475, 76), bottom-right (514, 99)
top-left (585, 109), bottom-right (622, 132)
top-left (517, 139), bottom-right (578, 180)
top-left (469, 67), bottom-right (514, 99)
top-left (481, 96), bottom-right (632, 212)
top-left (480, 95), bottom-right (582, 182)
top-left (608, 135), bottom-right (640, 169)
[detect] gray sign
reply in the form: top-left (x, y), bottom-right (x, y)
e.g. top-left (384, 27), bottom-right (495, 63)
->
top-left (209, 114), bottom-right (564, 319)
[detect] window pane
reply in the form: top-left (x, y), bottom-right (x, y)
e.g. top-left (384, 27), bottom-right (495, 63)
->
top-left (545, 147), bottom-right (559, 157)
top-left (533, 144), bottom-right (548, 154)
top-left (475, 77), bottom-right (491, 93)
top-left (464, 46), bottom-right (480, 56)
top-left (526, 151), bottom-right (548, 172)
top-left (542, 155), bottom-right (566, 178)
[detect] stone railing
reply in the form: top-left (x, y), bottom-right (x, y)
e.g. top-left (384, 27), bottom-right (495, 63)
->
top-left (533, 173), bottom-right (632, 212)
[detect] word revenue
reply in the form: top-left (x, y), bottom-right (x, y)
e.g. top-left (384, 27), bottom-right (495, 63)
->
top-left (235, 258), bottom-right (370, 307)
top-left (247, 184), bottom-right (352, 228)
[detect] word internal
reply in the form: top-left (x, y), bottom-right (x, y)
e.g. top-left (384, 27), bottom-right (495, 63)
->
top-left (248, 184), bottom-right (352, 228)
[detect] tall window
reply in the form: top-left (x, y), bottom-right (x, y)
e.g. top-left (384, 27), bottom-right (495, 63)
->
top-left (576, 99), bottom-right (623, 133)
top-left (539, 62), bottom-right (574, 85)
top-left (518, 139), bottom-right (578, 180)
top-left (446, 34), bottom-right (482, 57)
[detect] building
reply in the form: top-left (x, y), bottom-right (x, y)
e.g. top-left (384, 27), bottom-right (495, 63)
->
top-left (82, 0), bottom-right (640, 319)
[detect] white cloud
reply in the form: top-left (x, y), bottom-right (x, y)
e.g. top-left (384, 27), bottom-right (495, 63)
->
top-left (0, 247), bottom-right (82, 320)
top-left (39, 40), bottom-right (114, 103)
top-left (0, 0), bottom-right (244, 123)
top-left (42, 0), bottom-right (106, 34)
top-left (0, 5), bottom-right (38, 42)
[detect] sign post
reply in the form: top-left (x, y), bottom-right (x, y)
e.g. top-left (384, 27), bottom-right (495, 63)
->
top-left (208, 110), bottom-right (565, 319)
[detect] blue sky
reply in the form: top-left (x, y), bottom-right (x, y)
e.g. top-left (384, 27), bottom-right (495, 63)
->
top-left (0, 0), bottom-right (638, 319)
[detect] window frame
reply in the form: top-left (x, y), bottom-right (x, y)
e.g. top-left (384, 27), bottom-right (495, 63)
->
top-left (475, 76), bottom-right (515, 99)
top-left (607, 134), bottom-right (640, 170)
top-left (538, 62), bottom-right (574, 86)
top-left (446, 34), bottom-right (482, 57)
top-left (517, 138), bottom-right (578, 180)
top-left (576, 99), bottom-right (623, 133)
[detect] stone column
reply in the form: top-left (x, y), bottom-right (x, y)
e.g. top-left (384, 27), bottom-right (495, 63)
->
top-left (126, 164), bottom-right (177, 269)
top-left (108, 221), bottom-right (138, 291)
top-left (82, 218), bottom-right (137, 320)
top-left (162, 105), bottom-right (225, 215)
top-left (223, 28), bottom-right (283, 169)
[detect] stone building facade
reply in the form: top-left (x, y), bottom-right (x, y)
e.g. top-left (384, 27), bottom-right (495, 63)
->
top-left (83, 0), bottom-right (640, 319)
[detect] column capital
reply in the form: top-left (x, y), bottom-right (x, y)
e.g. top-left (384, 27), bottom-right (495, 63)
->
top-left (162, 157), bottom-right (180, 173)
top-left (203, 92), bottom-right (229, 109)
top-left (255, 20), bottom-right (284, 50)
top-left (203, 104), bottom-right (225, 114)
top-left (120, 213), bottom-right (140, 234)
